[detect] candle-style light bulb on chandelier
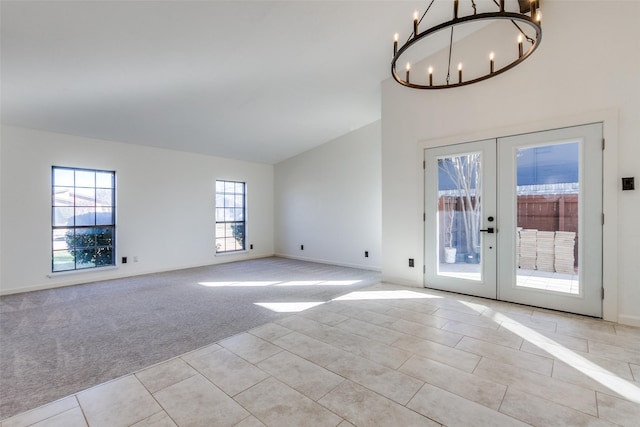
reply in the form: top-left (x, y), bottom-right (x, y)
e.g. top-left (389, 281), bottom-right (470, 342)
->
top-left (391, 0), bottom-right (542, 89)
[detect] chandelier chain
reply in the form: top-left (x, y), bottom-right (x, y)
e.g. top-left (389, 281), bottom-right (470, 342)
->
top-left (490, 0), bottom-right (536, 44)
top-left (512, 20), bottom-right (536, 44)
top-left (446, 26), bottom-right (454, 86)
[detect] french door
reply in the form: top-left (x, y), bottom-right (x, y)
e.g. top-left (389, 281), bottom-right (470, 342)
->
top-left (424, 139), bottom-right (497, 299)
top-left (424, 123), bottom-right (603, 317)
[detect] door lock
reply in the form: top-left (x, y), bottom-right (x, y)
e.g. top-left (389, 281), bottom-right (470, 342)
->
top-left (480, 227), bottom-right (495, 233)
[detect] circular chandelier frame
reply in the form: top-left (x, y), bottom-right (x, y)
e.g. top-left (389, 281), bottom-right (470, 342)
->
top-left (391, 1), bottom-right (542, 90)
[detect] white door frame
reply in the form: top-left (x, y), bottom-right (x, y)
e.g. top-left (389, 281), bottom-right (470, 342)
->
top-left (416, 110), bottom-right (619, 322)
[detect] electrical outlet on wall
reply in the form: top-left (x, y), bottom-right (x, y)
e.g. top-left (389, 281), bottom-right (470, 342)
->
top-left (409, 258), bottom-right (414, 267)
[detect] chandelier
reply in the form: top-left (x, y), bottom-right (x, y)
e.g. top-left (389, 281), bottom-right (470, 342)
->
top-left (391, 0), bottom-right (542, 89)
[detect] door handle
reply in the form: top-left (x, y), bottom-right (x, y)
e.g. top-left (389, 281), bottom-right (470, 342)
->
top-left (480, 227), bottom-right (495, 234)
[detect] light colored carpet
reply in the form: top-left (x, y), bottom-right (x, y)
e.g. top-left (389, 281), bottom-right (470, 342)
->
top-left (0, 257), bottom-right (380, 419)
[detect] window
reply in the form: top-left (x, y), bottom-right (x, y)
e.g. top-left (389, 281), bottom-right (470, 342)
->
top-left (52, 167), bottom-right (115, 272)
top-left (215, 180), bottom-right (245, 253)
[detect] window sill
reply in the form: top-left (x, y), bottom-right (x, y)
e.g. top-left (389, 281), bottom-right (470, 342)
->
top-left (215, 250), bottom-right (249, 257)
top-left (47, 265), bottom-right (118, 278)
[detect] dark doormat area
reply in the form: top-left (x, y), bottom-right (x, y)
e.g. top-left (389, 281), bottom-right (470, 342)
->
top-left (0, 257), bottom-right (380, 419)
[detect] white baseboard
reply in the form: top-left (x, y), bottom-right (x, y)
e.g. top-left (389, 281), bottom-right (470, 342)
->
top-left (380, 275), bottom-right (422, 288)
top-left (617, 314), bottom-right (640, 327)
top-left (274, 253), bottom-right (381, 273)
top-left (0, 254), bottom-right (274, 296)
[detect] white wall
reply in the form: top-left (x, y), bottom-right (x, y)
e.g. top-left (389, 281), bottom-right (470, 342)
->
top-left (0, 125), bottom-right (274, 295)
top-left (381, 1), bottom-right (640, 325)
top-left (274, 121), bottom-right (381, 270)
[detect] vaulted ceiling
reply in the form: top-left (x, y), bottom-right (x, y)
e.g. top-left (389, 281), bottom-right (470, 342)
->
top-left (2, 1), bottom-right (440, 164)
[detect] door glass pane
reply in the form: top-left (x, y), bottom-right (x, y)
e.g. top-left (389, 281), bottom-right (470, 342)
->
top-left (515, 142), bottom-right (579, 294)
top-left (437, 152), bottom-right (482, 281)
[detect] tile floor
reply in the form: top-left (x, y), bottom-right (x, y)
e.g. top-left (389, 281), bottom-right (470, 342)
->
top-left (2, 282), bottom-right (640, 427)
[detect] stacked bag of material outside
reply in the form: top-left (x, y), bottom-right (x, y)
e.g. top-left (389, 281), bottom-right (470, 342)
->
top-left (518, 229), bottom-right (538, 270)
top-left (536, 231), bottom-right (556, 272)
top-left (554, 231), bottom-right (576, 274)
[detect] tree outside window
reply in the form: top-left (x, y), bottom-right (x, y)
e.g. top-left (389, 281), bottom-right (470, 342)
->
top-left (438, 153), bottom-right (482, 263)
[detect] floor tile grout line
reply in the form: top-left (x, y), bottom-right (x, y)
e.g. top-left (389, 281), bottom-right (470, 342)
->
top-left (325, 378), bottom-right (437, 426)
top-left (427, 356), bottom-right (606, 416)
top-left (184, 348), bottom-right (275, 399)
top-left (446, 325), bottom-right (525, 350)
top-left (22, 400), bottom-right (89, 427)
top-left (306, 380), bottom-right (352, 424)
top-left (495, 376), bottom-right (509, 413)
top-left (235, 375), bottom-right (349, 427)
top-left (335, 309), bottom-right (467, 349)
top-left (469, 354), bottom-right (483, 375)
top-left (488, 366), bottom-right (603, 418)
top-left (495, 387), bottom-right (536, 426)
top-left (401, 401), bottom-right (442, 426)
top-left (75, 395), bottom-right (91, 427)
top-left (129, 374), bottom-right (178, 427)
top-left (149, 364), bottom-right (200, 394)
top-left (594, 391), bottom-right (602, 420)
top-left (333, 316), bottom-right (425, 347)
top-left (250, 327), bottom-right (352, 394)
top-left (402, 379), bottom-right (427, 409)
top-left (519, 384), bottom-right (605, 421)
top-left (311, 378), bottom-right (349, 404)
top-left (256, 349), bottom-right (350, 402)
top-left (228, 375), bottom-right (274, 426)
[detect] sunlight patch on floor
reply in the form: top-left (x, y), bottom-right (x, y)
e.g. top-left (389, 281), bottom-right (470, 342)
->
top-left (198, 281), bottom-right (279, 287)
top-left (274, 280), bottom-right (361, 287)
top-left (198, 279), bottom-right (361, 287)
top-left (460, 300), bottom-right (640, 404)
top-left (254, 302), bottom-right (325, 312)
top-left (321, 280), bottom-right (362, 286)
top-left (333, 290), bottom-right (443, 301)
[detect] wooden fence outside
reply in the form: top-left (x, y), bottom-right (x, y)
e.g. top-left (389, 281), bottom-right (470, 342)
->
top-left (439, 194), bottom-right (578, 266)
